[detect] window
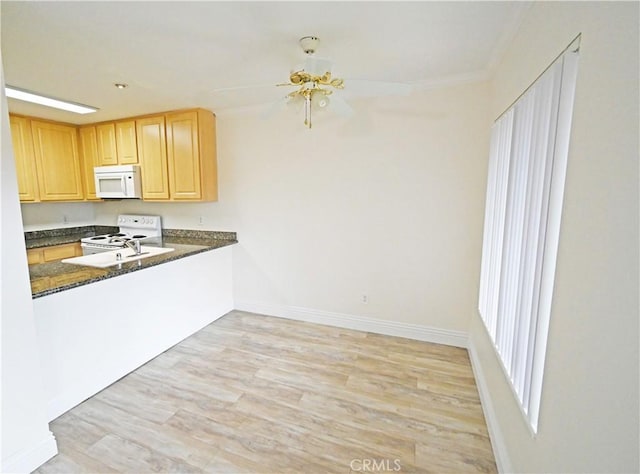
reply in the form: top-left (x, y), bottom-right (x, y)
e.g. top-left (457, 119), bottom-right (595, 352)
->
top-left (478, 38), bottom-right (580, 433)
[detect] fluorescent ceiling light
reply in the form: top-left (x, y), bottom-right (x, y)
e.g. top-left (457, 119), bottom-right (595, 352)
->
top-left (5, 86), bottom-right (98, 114)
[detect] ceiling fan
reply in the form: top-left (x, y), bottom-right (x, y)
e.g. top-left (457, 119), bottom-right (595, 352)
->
top-left (265, 36), bottom-right (412, 129)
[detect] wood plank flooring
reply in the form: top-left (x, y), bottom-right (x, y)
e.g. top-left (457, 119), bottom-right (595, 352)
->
top-left (35, 310), bottom-right (496, 473)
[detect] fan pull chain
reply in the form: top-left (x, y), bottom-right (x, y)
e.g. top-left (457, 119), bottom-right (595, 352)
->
top-left (304, 92), bottom-right (312, 128)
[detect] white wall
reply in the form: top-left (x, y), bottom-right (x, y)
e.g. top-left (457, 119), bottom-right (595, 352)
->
top-left (34, 246), bottom-right (233, 421)
top-left (469, 2), bottom-right (639, 473)
top-left (21, 202), bottom-right (95, 231)
top-left (92, 84), bottom-right (491, 334)
top-left (92, 199), bottom-right (235, 230)
top-left (1, 62), bottom-right (57, 472)
top-left (225, 87), bottom-right (491, 331)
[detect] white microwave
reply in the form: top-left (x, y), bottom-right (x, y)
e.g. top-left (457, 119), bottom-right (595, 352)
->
top-left (94, 165), bottom-right (142, 199)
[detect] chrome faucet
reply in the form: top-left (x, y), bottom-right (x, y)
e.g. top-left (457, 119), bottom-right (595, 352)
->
top-left (109, 237), bottom-right (142, 255)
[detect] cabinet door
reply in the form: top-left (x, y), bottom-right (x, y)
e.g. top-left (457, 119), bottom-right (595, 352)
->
top-left (197, 110), bottom-right (217, 201)
top-left (42, 243), bottom-right (81, 261)
top-left (27, 248), bottom-right (44, 265)
top-left (166, 109), bottom-right (218, 202)
top-left (96, 123), bottom-right (118, 166)
top-left (78, 126), bottom-right (100, 200)
top-left (31, 120), bottom-right (84, 201)
top-left (31, 277), bottom-right (51, 293)
top-left (9, 115), bottom-right (39, 202)
top-left (166, 110), bottom-right (202, 200)
top-left (27, 242), bottom-right (82, 265)
top-left (136, 115), bottom-right (169, 200)
top-left (115, 120), bottom-right (138, 164)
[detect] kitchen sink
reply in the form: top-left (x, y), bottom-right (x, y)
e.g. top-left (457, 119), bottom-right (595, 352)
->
top-left (62, 246), bottom-right (175, 268)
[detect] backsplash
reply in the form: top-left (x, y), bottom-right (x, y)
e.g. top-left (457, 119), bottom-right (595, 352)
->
top-left (20, 202), bottom-right (96, 231)
top-left (162, 229), bottom-right (237, 241)
top-left (24, 225), bottom-right (118, 242)
top-left (94, 200), bottom-right (235, 231)
top-left (21, 201), bottom-right (235, 233)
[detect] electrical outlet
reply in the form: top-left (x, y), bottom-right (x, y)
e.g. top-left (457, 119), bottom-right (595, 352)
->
top-left (63, 215), bottom-right (69, 224)
top-left (198, 215), bottom-right (205, 226)
top-left (361, 294), bottom-right (368, 304)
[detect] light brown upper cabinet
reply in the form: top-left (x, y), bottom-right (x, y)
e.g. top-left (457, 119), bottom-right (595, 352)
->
top-left (78, 126), bottom-right (100, 201)
top-left (136, 115), bottom-right (169, 200)
top-left (96, 120), bottom-right (138, 166)
top-left (9, 108), bottom-right (217, 203)
top-left (165, 109), bottom-right (217, 201)
top-left (115, 120), bottom-right (138, 164)
top-left (10, 115), bottom-right (39, 202)
top-left (30, 120), bottom-right (84, 201)
top-left (96, 123), bottom-right (118, 166)
top-left (137, 109), bottom-right (217, 202)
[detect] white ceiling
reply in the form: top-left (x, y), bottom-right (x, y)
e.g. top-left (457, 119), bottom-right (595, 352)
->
top-left (1, 1), bottom-right (530, 124)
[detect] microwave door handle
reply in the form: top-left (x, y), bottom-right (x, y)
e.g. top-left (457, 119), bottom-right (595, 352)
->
top-left (121, 176), bottom-right (126, 195)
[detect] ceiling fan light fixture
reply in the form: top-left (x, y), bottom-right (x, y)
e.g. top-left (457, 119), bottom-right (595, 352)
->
top-left (311, 90), bottom-right (330, 109)
top-left (269, 35), bottom-right (353, 128)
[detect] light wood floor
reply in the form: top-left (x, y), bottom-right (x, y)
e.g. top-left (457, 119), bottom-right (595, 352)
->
top-left (35, 310), bottom-right (496, 473)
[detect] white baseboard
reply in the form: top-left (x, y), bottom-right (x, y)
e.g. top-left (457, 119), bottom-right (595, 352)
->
top-left (1, 431), bottom-right (57, 474)
top-left (234, 301), bottom-right (468, 348)
top-left (467, 337), bottom-right (512, 474)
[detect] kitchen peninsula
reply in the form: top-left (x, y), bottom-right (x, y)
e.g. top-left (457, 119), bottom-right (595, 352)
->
top-left (27, 226), bottom-right (237, 422)
top-left (25, 226), bottom-right (237, 297)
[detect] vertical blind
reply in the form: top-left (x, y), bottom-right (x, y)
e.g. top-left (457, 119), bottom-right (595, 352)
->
top-left (478, 42), bottom-right (579, 433)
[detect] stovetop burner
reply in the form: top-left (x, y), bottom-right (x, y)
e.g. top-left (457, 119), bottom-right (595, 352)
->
top-left (80, 215), bottom-right (162, 251)
top-left (89, 233), bottom-right (131, 242)
top-left (84, 233), bottom-right (147, 244)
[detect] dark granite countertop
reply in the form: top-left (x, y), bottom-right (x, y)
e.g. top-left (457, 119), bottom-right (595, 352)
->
top-left (24, 226), bottom-right (119, 249)
top-left (26, 228), bottom-right (237, 299)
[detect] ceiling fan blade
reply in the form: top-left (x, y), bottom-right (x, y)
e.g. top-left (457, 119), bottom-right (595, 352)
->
top-left (343, 79), bottom-right (412, 98)
top-left (261, 94), bottom-right (305, 120)
top-left (330, 95), bottom-right (355, 118)
top-left (260, 95), bottom-right (289, 120)
top-left (287, 94), bottom-right (305, 112)
top-left (210, 83), bottom-right (276, 93)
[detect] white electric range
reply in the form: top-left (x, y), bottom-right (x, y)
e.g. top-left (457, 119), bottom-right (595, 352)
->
top-left (81, 214), bottom-right (162, 255)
